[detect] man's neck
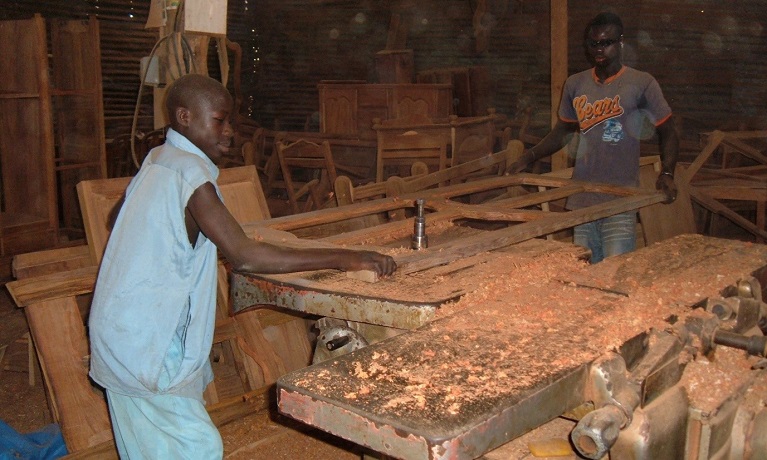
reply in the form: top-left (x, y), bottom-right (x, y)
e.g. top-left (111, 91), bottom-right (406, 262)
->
top-left (595, 63), bottom-right (622, 83)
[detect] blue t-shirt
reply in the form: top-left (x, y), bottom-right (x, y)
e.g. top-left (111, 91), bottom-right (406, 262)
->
top-left (89, 129), bottom-right (221, 401)
top-left (559, 66), bottom-right (672, 209)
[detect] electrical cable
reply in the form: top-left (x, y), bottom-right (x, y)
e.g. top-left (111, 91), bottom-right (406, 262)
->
top-left (130, 0), bottom-right (197, 169)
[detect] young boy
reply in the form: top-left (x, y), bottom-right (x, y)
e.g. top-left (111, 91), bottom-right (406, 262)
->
top-left (88, 73), bottom-right (396, 458)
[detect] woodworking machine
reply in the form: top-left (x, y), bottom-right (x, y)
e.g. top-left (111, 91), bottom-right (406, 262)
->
top-left (231, 232), bottom-right (767, 460)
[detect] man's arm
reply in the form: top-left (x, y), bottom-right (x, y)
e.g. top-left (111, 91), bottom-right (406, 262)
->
top-left (508, 119), bottom-right (579, 173)
top-left (186, 183), bottom-right (397, 276)
top-left (655, 118), bottom-right (680, 204)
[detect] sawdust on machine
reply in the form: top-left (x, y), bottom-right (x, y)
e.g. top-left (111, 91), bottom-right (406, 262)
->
top-left (288, 235), bottom-right (767, 423)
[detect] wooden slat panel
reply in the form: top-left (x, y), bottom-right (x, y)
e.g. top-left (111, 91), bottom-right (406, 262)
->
top-left (25, 296), bottom-right (112, 452)
top-left (638, 164), bottom-right (697, 245)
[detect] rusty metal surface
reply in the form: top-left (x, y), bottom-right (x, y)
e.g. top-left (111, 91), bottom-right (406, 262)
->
top-left (278, 325), bottom-right (589, 460)
top-left (230, 239), bottom-right (589, 329)
top-left (230, 271), bottom-right (448, 329)
top-left (271, 235), bottom-right (767, 460)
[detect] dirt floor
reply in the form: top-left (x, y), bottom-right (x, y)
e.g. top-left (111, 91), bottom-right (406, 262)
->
top-left (0, 286), bottom-right (574, 460)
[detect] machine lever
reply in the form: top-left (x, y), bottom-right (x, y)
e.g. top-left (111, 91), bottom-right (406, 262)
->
top-left (714, 329), bottom-right (767, 357)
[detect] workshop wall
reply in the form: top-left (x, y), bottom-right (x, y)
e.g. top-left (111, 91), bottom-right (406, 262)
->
top-left (248, 0), bottom-right (767, 136)
top-left (1, 1), bottom-right (765, 139)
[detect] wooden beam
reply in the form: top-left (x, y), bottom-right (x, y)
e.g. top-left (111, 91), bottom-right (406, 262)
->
top-left (550, 0), bottom-right (568, 171)
top-left (393, 192), bottom-right (666, 277)
top-left (26, 296), bottom-right (112, 452)
top-left (6, 266), bottom-right (98, 308)
top-left (689, 187), bottom-right (767, 241)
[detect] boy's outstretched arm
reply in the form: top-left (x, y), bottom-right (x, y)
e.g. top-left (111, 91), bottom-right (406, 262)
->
top-left (186, 182), bottom-right (397, 277)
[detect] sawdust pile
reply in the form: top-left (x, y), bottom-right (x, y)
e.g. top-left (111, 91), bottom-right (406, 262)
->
top-left (680, 342), bottom-right (761, 414)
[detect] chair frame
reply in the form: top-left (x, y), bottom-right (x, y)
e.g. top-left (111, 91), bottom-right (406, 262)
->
top-left (275, 139), bottom-right (339, 214)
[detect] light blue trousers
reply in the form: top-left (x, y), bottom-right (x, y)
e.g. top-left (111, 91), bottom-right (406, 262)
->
top-left (106, 312), bottom-right (222, 459)
top-left (573, 212), bottom-right (637, 264)
top-left (107, 390), bottom-right (222, 459)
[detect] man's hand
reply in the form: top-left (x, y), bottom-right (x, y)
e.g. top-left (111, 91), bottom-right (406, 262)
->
top-left (507, 149), bottom-right (535, 174)
top-left (507, 158), bottom-right (529, 174)
top-left (655, 172), bottom-right (677, 204)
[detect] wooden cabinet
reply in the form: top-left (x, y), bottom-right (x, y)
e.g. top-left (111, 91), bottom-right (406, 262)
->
top-left (318, 82), bottom-right (453, 140)
top-left (374, 49), bottom-right (414, 84)
top-left (49, 17), bottom-right (107, 235)
top-left (0, 15), bottom-right (58, 258)
top-left (417, 66), bottom-right (492, 117)
top-left (0, 14), bottom-right (106, 262)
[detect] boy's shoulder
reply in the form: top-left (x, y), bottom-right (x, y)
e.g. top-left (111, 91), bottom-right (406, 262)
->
top-left (144, 143), bottom-right (218, 189)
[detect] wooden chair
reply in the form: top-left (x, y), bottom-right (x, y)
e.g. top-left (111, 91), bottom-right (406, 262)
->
top-left (274, 139), bottom-right (339, 214)
top-left (106, 133), bottom-right (138, 178)
top-left (375, 129), bottom-right (448, 183)
top-left (449, 115), bottom-right (496, 167)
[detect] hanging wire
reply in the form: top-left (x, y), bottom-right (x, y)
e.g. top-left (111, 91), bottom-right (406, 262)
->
top-left (129, 0), bottom-right (198, 169)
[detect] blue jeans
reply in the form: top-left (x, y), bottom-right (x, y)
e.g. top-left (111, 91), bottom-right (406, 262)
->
top-left (573, 212), bottom-right (637, 263)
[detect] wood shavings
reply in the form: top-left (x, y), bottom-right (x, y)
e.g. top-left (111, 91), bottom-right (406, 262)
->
top-left (281, 235), bottom-right (767, 431)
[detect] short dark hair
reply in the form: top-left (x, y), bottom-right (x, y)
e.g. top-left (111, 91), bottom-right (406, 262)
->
top-left (586, 12), bottom-right (624, 37)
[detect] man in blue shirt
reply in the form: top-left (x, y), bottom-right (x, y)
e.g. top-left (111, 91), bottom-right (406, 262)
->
top-left (510, 12), bottom-right (679, 263)
top-left (89, 73), bottom-right (396, 458)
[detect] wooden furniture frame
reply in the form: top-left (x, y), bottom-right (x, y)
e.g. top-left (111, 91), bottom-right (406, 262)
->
top-left (337, 141), bottom-right (523, 207)
top-left (275, 139), bottom-right (339, 214)
top-left (681, 130), bottom-right (767, 241)
top-left (373, 115), bottom-right (497, 183)
top-left (318, 82), bottom-right (453, 139)
top-left (0, 15), bottom-right (59, 260)
top-left (0, 14), bottom-right (106, 263)
top-left (375, 129), bottom-right (448, 183)
top-left (50, 16), bottom-right (107, 235)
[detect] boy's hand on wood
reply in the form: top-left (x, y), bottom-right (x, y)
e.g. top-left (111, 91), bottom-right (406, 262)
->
top-left (346, 251), bottom-right (397, 277)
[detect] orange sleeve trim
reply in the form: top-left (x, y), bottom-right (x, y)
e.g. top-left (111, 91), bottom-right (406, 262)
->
top-left (655, 113), bottom-right (672, 127)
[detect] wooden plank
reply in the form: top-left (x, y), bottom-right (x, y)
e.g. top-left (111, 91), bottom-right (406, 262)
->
top-left (682, 130), bottom-right (726, 183)
top-left (638, 164), bottom-right (697, 245)
top-left (550, 0), bottom-right (568, 171)
top-left (393, 192), bottom-right (665, 276)
top-left (6, 266), bottom-right (98, 308)
top-left (25, 296), bottom-right (112, 452)
top-left (12, 245), bottom-right (92, 279)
